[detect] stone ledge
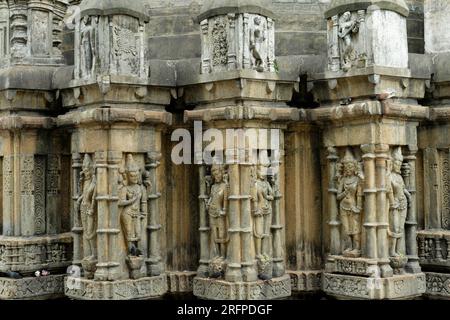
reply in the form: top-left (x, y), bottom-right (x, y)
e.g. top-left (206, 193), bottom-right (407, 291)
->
top-left (0, 274), bottom-right (65, 300)
top-left (193, 274), bottom-right (291, 300)
top-left (287, 270), bottom-right (322, 292)
top-left (323, 272), bottom-right (426, 300)
top-left (65, 274), bottom-right (168, 300)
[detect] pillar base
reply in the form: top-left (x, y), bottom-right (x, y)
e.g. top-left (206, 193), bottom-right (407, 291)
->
top-left (288, 270), bottom-right (322, 292)
top-left (65, 274), bottom-right (168, 300)
top-left (193, 274), bottom-right (291, 300)
top-left (424, 272), bottom-right (450, 299)
top-left (323, 272), bottom-right (426, 300)
top-left (167, 271), bottom-right (197, 293)
top-left (0, 274), bottom-right (65, 300)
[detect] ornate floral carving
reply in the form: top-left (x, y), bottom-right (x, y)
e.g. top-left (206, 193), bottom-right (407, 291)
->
top-left (211, 17), bottom-right (228, 67)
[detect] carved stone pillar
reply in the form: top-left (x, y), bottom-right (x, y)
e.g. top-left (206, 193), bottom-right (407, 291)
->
top-left (71, 153), bottom-right (83, 266)
top-left (327, 147), bottom-right (340, 256)
top-left (361, 144), bottom-right (378, 260)
top-left (375, 144), bottom-right (393, 277)
top-left (146, 151), bottom-right (164, 277)
top-left (197, 162), bottom-right (210, 277)
top-left (225, 148), bottom-right (242, 283)
top-left (403, 147), bottom-right (421, 273)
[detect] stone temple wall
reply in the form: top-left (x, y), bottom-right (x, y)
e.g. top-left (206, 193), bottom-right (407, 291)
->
top-left (1, 0), bottom-right (450, 301)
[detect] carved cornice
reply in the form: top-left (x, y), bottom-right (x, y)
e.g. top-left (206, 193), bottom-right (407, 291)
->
top-left (57, 107), bottom-right (172, 127)
top-left (0, 115), bottom-right (56, 130)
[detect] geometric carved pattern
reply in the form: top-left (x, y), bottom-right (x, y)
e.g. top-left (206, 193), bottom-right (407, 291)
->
top-left (193, 275), bottom-right (291, 300)
top-left (441, 151), bottom-right (450, 229)
top-left (425, 272), bottom-right (450, 297)
top-left (65, 274), bottom-right (168, 300)
top-left (34, 155), bottom-right (46, 235)
top-left (0, 275), bottom-right (65, 300)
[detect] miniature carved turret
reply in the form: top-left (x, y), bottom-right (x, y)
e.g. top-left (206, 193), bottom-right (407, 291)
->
top-left (198, 0), bottom-right (275, 74)
top-left (0, 0), bottom-right (68, 67)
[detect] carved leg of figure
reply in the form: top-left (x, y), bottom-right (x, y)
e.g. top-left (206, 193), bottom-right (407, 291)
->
top-left (254, 216), bottom-right (263, 258)
top-left (218, 217), bottom-right (226, 258)
top-left (398, 208), bottom-right (408, 255)
top-left (351, 213), bottom-right (361, 256)
top-left (262, 214), bottom-right (272, 256)
top-left (210, 220), bottom-right (220, 258)
top-left (134, 216), bottom-right (142, 255)
top-left (121, 213), bottom-right (134, 254)
top-left (340, 211), bottom-right (351, 253)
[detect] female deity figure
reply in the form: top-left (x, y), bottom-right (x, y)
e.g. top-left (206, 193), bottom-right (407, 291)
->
top-left (336, 148), bottom-right (363, 257)
top-left (338, 11), bottom-right (359, 71)
top-left (252, 164), bottom-right (274, 259)
top-left (76, 154), bottom-right (97, 263)
top-left (205, 164), bottom-right (229, 259)
top-left (250, 16), bottom-right (266, 72)
top-left (387, 147), bottom-right (411, 257)
top-left (119, 154), bottom-right (147, 257)
top-left (80, 15), bottom-right (97, 79)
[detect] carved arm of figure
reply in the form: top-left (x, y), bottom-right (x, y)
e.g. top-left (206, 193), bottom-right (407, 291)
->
top-left (354, 180), bottom-right (363, 213)
top-left (140, 185), bottom-right (148, 219)
top-left (221, 183), bottom-right (229, 217)
top-left (336, 179), bottom-right (347, 201)
top-left (404, 187), bottom-right (412, 208)
top-left (89, 181), bottom-right (97, 215)
top-left (264, 182), bottom-right (274, 201)
top-left (387, 180), bottom-right (398, 210)
top-left (118, 188), bottom-right (138, 207)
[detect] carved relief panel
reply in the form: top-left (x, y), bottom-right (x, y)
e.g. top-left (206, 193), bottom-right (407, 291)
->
top-left (327, 10), bottom-right (368, 72)
top-left (73, 152), bottom-right (163, 281)
top-left (76, 13), bottom-right (148, 80)
top-left (200, 13), bottom-right (275, 74)
top-left (198, 152), bottom-right (285, 283)
top-left (327, 146), bottom-right (415, 274)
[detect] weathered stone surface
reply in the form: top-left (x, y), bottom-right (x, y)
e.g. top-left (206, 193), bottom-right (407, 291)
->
top-left (0, 274), bottom-right (66, 300)
top-left (65, 274), bottom-right (168, 300)
top-left (193, 275), bottom-right (291, 300)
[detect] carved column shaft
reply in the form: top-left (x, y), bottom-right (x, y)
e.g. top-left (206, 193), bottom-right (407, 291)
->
top-left (243, 13), bottom-right (251, 70)
top-left (328, 15), bottom-right (340, 72)
top-left (375, 144), bottom-right (392, 277)
top-left (225, 148), bottom-right (242, 282)
top-left (327, 147), bottom-right (340, 255)
top-left (424, 147), bottom-right (441, 229)
top-left (361, 144), bottom-right (377, 259)
top-left (227, 13), bottom-right (237, 70)
top-left (94, 151), bottom-right (109, 281)
top-left (267, 18), bottom-right (275, 72)
top-left (200, 19), bottom-right (210, 74)
top-left (240, 146), bottom-right (257, 281)
top-left (107, 151), bottom-right (121, 280)
top-left (271, 156), bottom-right (284, 277)
top-left (197, 161), bottom-right (210, 277)
top-left (404, 147), bottom-right (421, 273)
top-left (146, 151), bottom-right (164, 276)
top-left (71, 153), bottom-right (83, 265)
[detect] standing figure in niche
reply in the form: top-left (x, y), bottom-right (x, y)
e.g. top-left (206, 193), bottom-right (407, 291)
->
top-left (336, 148), bottom-right (363, 257)
top-left (252, 164), bottom-right (274, 258)
top-left (250, 16), bottom-right (266, 72)
top-left (387, 147), bottom-right (411, 257)
top-left (119, 154), bottom-right (147, 257)
top-left (338, 11), bottom-right (359, 72)
top-left (80, 16), bottom-right (97, 79)
top-left (76, 154), bottom-right (97, 262)
top-left (205, 164), bottom-right (229, 259)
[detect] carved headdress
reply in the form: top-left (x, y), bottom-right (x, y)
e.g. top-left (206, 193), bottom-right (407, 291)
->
top-left (126, 154), bottom-right (139, 173)
top-left (82, 154), bottom-right (93, 170)
top-left (342, 148), bottom-right (356, 163)
top-left (392, 147), bottom-right (404, 162)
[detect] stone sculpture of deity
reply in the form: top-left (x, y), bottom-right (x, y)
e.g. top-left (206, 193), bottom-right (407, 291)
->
top-left (80, 16), bottom-right (97, 79)
top-left (76, 154), bottom-right (97, 263)
top-left (387, 147), bottom-right (411, 258)
top-left (338, 11), bottom-right (360, 72)
top-left (252, 164), bottom-right (274, 259)
top-left (205, 164), bottom-right (229, 260)
top-left (119, 154), bottom-right (148, 257)
top-left (336, 148), bottom-right (363, 257)
top-left (250, 16), bottom-right (266, 72)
